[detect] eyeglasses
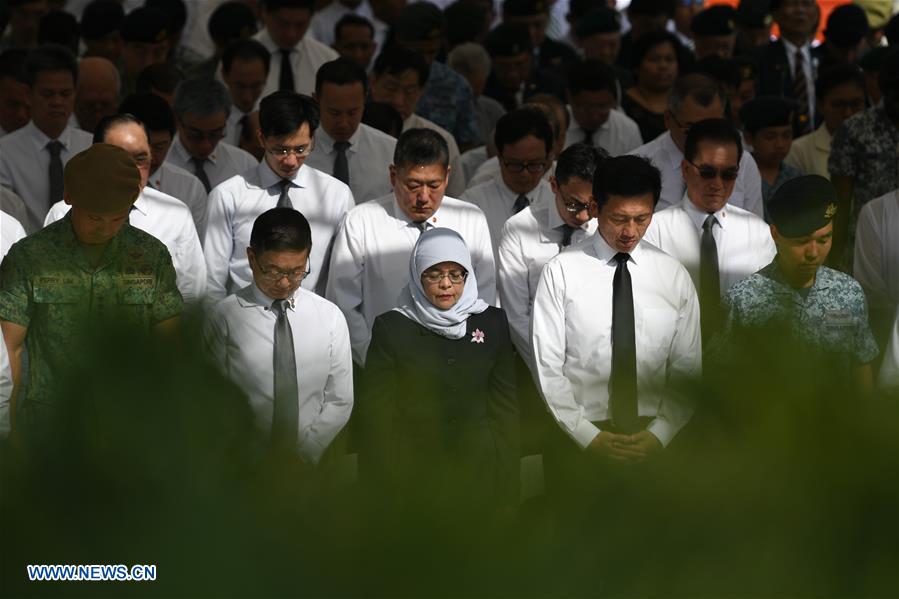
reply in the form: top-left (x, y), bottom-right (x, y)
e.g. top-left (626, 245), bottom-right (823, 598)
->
top-left (266, 144), bottom-right (313, 159)
top-left (502, 160), bottom-right (548, 174)
top-left (687, 159), bottom-right (739, 181)
top-left (562, 196), bottom-right (591, 213)
top-left (180, 122), bottom-right (226, 143)
top-left (257, 263), bottom-right (311, 282)
top-left (421, 269), bottom-right (468, 284)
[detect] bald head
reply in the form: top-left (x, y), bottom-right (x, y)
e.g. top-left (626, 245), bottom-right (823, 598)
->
top-left (75, 57), bottom-right (121, 133)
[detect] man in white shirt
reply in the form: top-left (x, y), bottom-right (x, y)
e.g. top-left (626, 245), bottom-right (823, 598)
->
top-left (254, 0), bottom-right (340, 97)
top-left (630, 73), bottom-right (764, 217)
top-left (203, 207), bottom-right (353, 464)
top-left (368, 46), bottom-right (466, 198)
top-left (326, 128), bottom-right (496, 365)
top-left (44, 114), bottom-right (208, 304)
top-left (221, 40), bottom-right (271, 150)
top-left (309, 0), bottom-right (375, 48)
top-left (118, 92), bottom-right (210, 238)
top-left (532, 154), bottom-right (700, 489)
top-left (205, 91), bottom-right (354, 301)
top-left (72, 57), bottom-right (119, 134)
top-left (306, 58), bottom-right (396, 204)
top-left (462, 105), bottom-right (556, 259)
top-left (853, 188), bottom-right (899, 344)
top-left (331, 14), bottom-right (379, 72)
top-left (564, 59), bottom-right (642, 156)
top-left (1, 209), bottom-right (26, 261)
top-left (498, 142), bottom-right (603, 370)
top-left (643, 118), bottom-right (775, 338)
top-left (166, 78), bottom-right (259, 198)
top-left (0, 50), bottom-right (30, 139)
top-left (0, 45), bottom-right (92, 233)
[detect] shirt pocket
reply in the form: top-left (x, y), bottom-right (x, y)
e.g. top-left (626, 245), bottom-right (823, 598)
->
top-left (32, 280), bottom-right (85, 305)
top-left (639, 306), bottom-right (678, 358)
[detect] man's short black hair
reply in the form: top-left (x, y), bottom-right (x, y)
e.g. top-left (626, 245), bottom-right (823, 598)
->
top-left (334, 13), bottom-right (374, 42)
top-left (315, 57), bottom-right (368, 96)
top-left (145, 0), bottom-right (187, 33)
top-left (567, 59), bottom-right (617, 96)
top-left (23, 44), bottom-right (78, 87)
top-left (593, 155), bottom-right (661, 209)
top-left (815, 64), bottom-right (864, 102)
top-left (119, 92), bottom-right (176, 136)
top-left (494, 106), bottom-right (554, 156)
top-left (363, 101), bottom-right (403, 138)
top-left (630, 29), bottom-right (682, 72)
top-left (0, 49), bottom-right (27, 83)
top-left (250, 207), bottom-right (313, 254)
top-left (393, 128), bottom-right (449, 170)
top-left (38, 11), bottom-right (80, 54)
top-left (208, 1), bottom-right (258, 48)
top-left (222, 39), bottom-right (271, 75)
top-left (683, 118), bottom-right (743, 164)
top-left (554, 142), bottom-right (608, 186)
top-left (258, 91), bottom-right (319, 138)
top-left (372, 46), bottom-right (430, 88)
top-left (628, 0), bottom-right (676, 18)
top-left (92, 113), bottom-right (147, 144)
top-left (136, 63), bottom-right (183, 95)
top-left (263, 0), bottom-right (315, 13)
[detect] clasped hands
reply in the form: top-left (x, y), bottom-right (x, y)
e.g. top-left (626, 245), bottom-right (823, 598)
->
top-left (588, 430), bottom-right (661, 463)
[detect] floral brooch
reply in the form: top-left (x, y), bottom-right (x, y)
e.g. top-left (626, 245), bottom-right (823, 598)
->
top-left (470, 328), bottom-right (485, 343)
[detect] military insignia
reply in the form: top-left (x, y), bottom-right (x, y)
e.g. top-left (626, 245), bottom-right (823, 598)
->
top-left (763, 15), bottom-right (773, 26)
top-left (155, 29), bottom-right (168, 43)
top-left (128, 250), bottom-right (143, 260)
top-left (824, 203), bottom-right (838, 219)
top-left (141, 264), bottom-right (154, 275)
top-left (726, 19), bottom-right (735, 29)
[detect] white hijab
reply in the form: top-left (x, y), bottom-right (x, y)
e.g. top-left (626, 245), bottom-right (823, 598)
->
top-left (394, 228), bottom-right (489, 339)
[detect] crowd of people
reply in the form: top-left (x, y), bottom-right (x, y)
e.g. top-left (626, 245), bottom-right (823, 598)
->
top-left (0, 0), bottom-right (898, 569)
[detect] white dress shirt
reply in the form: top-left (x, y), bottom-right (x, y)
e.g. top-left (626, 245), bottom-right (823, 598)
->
top-left (497, 192), bottom-right (596, 367)
top-left (461, 176), bottom-right (555, 260)
top-left (308, 0), bottom-right (375, 47)
top-left (643, 195), bottom-right (776, 296)
top-left (326, 193), bottom-right (496, 364)
top-left (782, 38), bottom-right (816, 125)
top-left (564, 108), bottom-right (644, 156)
top-left (224, 108), bottom-right (252, 149)
top-left (531, 234), bottom-right (701, 449)
top-left (203, 283), bottom-right (353, 464)
top-left (630, 131), bottom-right (764, 217)
top-left (0, 121), bottom-right (93, 233)
top-left (149, 161), bottom-right (210, 240)
top-left (165, 136), bottom-right (258, 194)
top-left (467, 156), bottom-right (555, 189)
top-left (854, 190), bottom-right (899, 315)
top-left (0, 327), bottom-right (10, 436)
top-left (878, 308), bottom-right (899, 389)
top-left (253, 29), bottom-right (339, 97)
top-left (1, 208), bottom-right (26, 260)
top-left (305, 123), bottom-right (396, 204)
top-left (403, 113), bottom-right (466, 198)
top-left (459, 146), bottom-right (487, 186)
top-left (204, 161), bottom-right (353, 300)
top-left (44, 187), bottom-right (208, 304)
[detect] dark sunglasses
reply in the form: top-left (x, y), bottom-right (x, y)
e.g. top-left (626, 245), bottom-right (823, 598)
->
top-left (688, 159), bottom-right (739, 181)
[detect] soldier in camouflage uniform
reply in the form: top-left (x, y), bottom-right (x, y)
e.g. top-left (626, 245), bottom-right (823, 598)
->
top-left (717, 175), bottom-right (879, 391)
top-left (0, 144), bottom-right (183, 434)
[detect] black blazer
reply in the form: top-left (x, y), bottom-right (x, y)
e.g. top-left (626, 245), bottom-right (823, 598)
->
top-left (357, 307), bottom-right (520, 509)
top-left (754, 40), bottom-right (818, 133)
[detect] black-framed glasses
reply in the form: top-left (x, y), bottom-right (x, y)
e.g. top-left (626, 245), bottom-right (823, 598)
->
top-left (502, 160), bottom-right (548, 174)
top-left (265, 144), bottom-right (313, 159)
top-left (421, 269), bottom-right (468, 284)
top-left (687, 159), bottom-right (739, 181)
top-left (562, 196), bottom-right (591, 213)
top-left (257, 263), bottom-right (311, 282)
top-left (180, 121), bottom-right (226, 143)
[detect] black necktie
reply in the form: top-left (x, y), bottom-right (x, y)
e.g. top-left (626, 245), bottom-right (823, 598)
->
top-left (47, 140), bottom-right (64, 208)
top-left (414, 221), bottom-right (431, 235)
top-left (583, 129), bottom-right (596, 147)
top-left (560, 224), bottom-right (576, 247)
top-left (700, 214), bottom-right (721, 339)
top-left (238, 114), bottom-right (251, 146)
top-left (514, 194), bottom-right (530, 213)
top-left (793, 49), bottom-right (811, 135)
top-left (279, 48), bottom-right (295, 92)
top-left (610, 252), bottom-right (639, 434)
top-left (333, 141), bottom-right (350, 185)
top-left (191, 156), bottom-right (211, 193)
top-left (271, 298), bottom-right (299, 448)
top-left (277, 179), bottom-right (292, 208)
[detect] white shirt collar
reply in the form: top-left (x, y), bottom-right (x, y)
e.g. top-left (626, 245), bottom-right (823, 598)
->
top-left (240, 281), bottom-right (297, 311)
top-left (592, 230), bottom-right (647, 266)
top-left (390, 194), bottom-right (444, 229)
top-left (315, 125), bottom-right (361, 155)
top-left (681, 192), bottom-right (729, 231)
top-left (258, 158), bottom-right (309, 189)
top-left (26, 120), bottom-right (75, 152)
top-left (171, 134), bottom-right (221, 165)
top-left (782, 37), bottom-right (811, 56)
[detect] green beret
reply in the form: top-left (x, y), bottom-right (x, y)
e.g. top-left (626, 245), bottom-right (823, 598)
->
top-left (735, 0), bottom-right (772, 28)
top-left (740, 95), bottom-right (797, 134)
top-left (65, 144), bottom-right (141, 214)
top-left (768, 175), bottom-right (839, 237)
top-left (395, 2), bottom-right (444, 42)
top-left (576, 7), bottom-right (621, 37)
top-left (120, 6), bottom-right (169, 43)
top-left (504, 0), bottom-right (548, 17)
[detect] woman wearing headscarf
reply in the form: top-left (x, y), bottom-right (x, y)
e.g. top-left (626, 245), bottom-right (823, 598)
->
top-left (358, 228), bottom-right (519, 512)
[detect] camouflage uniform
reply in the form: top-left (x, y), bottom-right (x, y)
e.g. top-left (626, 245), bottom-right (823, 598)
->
top-left (416, 61), bottom-right (480, 149)
top-left (0, 213), bottom-right (183, 415)
top-left (718, 259), bottom-right (879, 371)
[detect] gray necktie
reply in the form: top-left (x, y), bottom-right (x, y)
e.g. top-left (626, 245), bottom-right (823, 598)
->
top-left (414, 221), bottom-right (431, 235)
top-left (47, 140), bottom-right (64, 208)
top-left (277, 179), bottom-right (292, 208)
top-left (271, 298), bottom-right (299, 448)
top-left (514, 194), bottom-right (530, 213)
top-left (333, 141), bottom-right (350, 185)
top-left (700, 214), bottom-right (721, 339)
top-left (191, 156), bottom-right (211, 193)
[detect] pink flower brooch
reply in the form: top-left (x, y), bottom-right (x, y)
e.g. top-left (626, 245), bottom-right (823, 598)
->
top-left (470, 328), bottom-right (485, 343)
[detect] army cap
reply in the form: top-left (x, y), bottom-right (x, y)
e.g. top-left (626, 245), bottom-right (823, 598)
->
top-left (485, 22), bottom-right (533, 57)
top-left (740, 95), bottom-right (796, 134)
top-left (735, 0), bottom-right (772, 28)
top-left (120, 6), bottom-right (170, 44)
top-left (394, 2), bottom-right (444, 42)
top-left (504, 0), bottom-right (549, 17)
top-left (692, 5), bottom-right (737, 36)
top-left (824, 3), bottom-right (870, 48)
top-left (769, 175), bottom-right (839, 237)
top-left (575, 7), bottom-right (621, 37)
top-left (65, 144), bottom-right (141, 214)
top-left (80, 0), bottom-right (125, 40)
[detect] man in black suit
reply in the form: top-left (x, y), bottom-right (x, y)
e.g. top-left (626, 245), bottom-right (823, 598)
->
top-left (502, 0), bottom-right (579, 71)
top-left (753, 0), bottom-right (818, 135)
